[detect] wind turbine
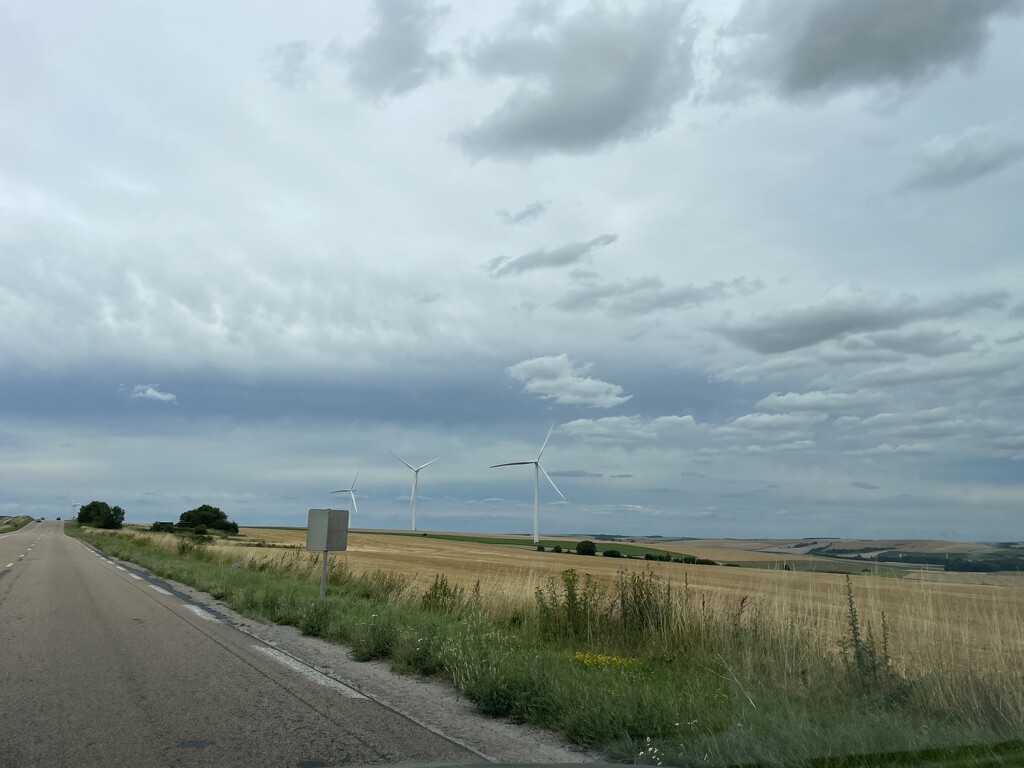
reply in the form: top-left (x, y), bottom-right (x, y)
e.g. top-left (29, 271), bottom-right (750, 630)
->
top-left (490, 422), bottom-right (566, 544)
top-left (390, 453), bottom-right (441, 532)
top-left (330, 466), bottom-right (361, 516)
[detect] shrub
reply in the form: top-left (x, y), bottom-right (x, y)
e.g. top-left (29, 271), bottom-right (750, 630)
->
top-left (576, 540), bottom-right (597, 556)
top-left (536, 545), bottom-right (545, 551)
top-left (602, 549), bottom-right (622, 558)
top-left (150, 521), bottom-right (176, 533)
top-left (421, 574), bottom-right (464, 614)
top-left (77, 500), bottom-right (125, 529)
top-left (179, 504), bottom-right (239, 534)
top-left (552, 544), bottom-right (563, 553)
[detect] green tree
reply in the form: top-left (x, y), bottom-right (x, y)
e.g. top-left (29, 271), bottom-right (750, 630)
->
top-left (77, 500), bottom-right (125, 529)
top-left (179, 504), bottom-right (238, 534)
top-left (576, 540), bottom-right (597, 556)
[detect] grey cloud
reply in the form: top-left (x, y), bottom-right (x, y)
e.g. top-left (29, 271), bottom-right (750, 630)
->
top-left (726, 412), bottom-right (827, 431)
top-left (904, 125), bottom-right (1024, 190)
top-left (497, 201), bottom-right (549, 225)
top-left (1011, 303), bottom-right (1024, 319)
top-left (756, 390), bottom-right (887, 412)
top-left (485, 234), bottom-right (616, 278)
top-left (718, 290), bottom-right (1009, 353)
top-left (610, 473), bottom-right (634, 479)
top-left (724, 0), bottom-right (1021, 98)
top-left (847, 443), bottom-right (936, 456)
top-left (846, 327), bottom-right (980, 357)
top-left (458, 2), bottom-right (696, 158)
top-left (848, 358), bottom-right (1014, 388)
top-left (850, 481), bottom-right (880, 490)
top-left (506, 354), bottom-right (631, 408)
top-left (997, 332), bottom-right (1024, 345)
top-left (268, 41), bottom-right (315, 89)
top-left (336, 0), bottom-right (451, 99)
top-left (548, 470), bottom-right (602, 478)
top-left (560, 414), bottom-right (694, 442)
top-left (555, 276), bottom-right (762, 316)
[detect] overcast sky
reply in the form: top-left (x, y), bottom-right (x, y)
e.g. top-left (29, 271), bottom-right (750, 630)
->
top-left (3, 0), bottom-right (1023, 540)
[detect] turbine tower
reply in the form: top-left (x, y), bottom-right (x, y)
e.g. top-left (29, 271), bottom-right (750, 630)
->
top-left (490, 423), bottom-right (566, 544)
top-left (329, 466), bottom-right (361, 516)
top-left (389, 453), bottom-right (441, 531)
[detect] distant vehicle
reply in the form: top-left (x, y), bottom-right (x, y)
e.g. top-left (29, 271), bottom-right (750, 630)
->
top-left (56, 517), bottom-right (61, 521)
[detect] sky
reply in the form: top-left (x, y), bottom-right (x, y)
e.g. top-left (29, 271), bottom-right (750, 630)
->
top-left (2, 0), bottom-right (1023, 540)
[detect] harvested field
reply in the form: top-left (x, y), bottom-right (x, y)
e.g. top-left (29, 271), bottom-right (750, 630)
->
top-left (223, 527), bottom-right (1024, 684)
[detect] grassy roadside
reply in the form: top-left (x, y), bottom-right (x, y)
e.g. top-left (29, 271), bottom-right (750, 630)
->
top-left (68, 523), bottom-right (1023, 767)
top-left (0, 515), bottom-right (34, 535)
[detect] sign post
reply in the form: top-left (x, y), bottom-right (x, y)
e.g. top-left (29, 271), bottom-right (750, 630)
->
top-left (306, 508), bottom-right (349, 598)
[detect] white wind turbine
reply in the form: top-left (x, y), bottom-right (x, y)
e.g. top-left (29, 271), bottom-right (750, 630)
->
top-left (490, 423), bottom-right (566, 544)
top-left (389, 453), bottom-right (441, 531)
top-left (329, 466), bottom-right (361, 516)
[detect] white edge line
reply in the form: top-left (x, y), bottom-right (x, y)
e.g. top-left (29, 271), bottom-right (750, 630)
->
top-left (185, 604), bottom-right (219, 622)
top-left (129, 574), bottom-right (144, 580)
top-left (4, 563), bottom-right (12, 568)
top-left (149, 585), bottom-right (172, 596)
top-left (115, 566), bottom-right (127, 571)
top-left (253, 646), bottom-right (366, 699)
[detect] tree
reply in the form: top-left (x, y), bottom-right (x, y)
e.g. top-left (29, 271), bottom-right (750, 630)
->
top-left (179, 504), bottom-right (238, 534)
top-left (576, 540), bottom-right (597, 556)
top-left (77, 501), bottom-right (125, 529)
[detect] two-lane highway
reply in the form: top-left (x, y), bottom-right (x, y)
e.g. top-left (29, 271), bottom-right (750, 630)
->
top-left (0, 521), bottom-right (476, 767)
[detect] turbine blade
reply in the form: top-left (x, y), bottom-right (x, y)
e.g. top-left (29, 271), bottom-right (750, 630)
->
top-left (329, 489), bottom-right (349, 494)
top-left (539, 464), bottom-right (567, 501)
top-left (417, 456), bottom-right (442, 471)
top-left (537, 421), bottom-right (555, 460)
top-left (389, 451), bottom-right (415, 471)
top-left (490, 461), bottom-right (533, 468)
top-left (350, 490), bottom-right (358, 516)
top-left (352, 464), bottom-right (361, 489)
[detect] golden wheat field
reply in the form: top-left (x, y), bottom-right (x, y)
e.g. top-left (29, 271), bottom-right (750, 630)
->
top-left (217, 526), bottom-right (1024, 688)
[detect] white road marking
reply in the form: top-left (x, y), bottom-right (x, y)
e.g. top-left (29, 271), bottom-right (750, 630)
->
top-left (4, 563), bottom-right (12, 568)
top-left (129, 574), bottom-right (143, 580)
top-left (253, 646), bottom-right (366, 698)
top-left (185, 605), bottom-right (219, 622)
top-left (149, 585), bottom-right (172, 596)
top-left (115, 566), bottom-right (127, 571)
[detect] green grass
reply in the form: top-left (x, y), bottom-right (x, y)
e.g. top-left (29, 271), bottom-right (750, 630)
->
top-left (68, 523), bottom-right (1023, 767)
top-left (0, 515), bottom-right (34, 535)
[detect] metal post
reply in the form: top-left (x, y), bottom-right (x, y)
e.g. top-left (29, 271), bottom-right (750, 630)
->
top-left (320, 550), bottom-right (329, 598)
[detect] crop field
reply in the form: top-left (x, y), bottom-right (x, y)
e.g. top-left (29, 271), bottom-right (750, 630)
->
top-left (231, 527), bottom-right (1024, 677)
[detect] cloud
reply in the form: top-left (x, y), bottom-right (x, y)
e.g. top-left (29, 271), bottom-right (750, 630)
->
top-left (756, 390), bottom-right (887, 412)
top-left (847, 443), bottom-right (936, 456)
top-left (457, 1), bottom-right (696, 158)
top-left (555, 276), bottom-right (762, 315)
top-left (723, 0), bottom-right (1022, 98)
top-left (267, 41), bottom-right (315, 89)
top-left (844, 327), bottom-right (980, 357)
top-left (335, 0), bottom-right (451, 99)
top-left (496, 201), bottom-right (549, 225)
top-left (739, 440), bottom-right (816, 453)
top-left (560, 414), bottom-right (695, 441)
top-left (548, 469), bottom-right (602, 478)
top-left (1010, 303), bottom-right (1024, 319)
top-left (506, 354), bottom-right (631, 408)
top-left (610, 473), bottom-right (634, 479)
top-left (850, 481), bottom-right (880, 490)
top-left (485, 234), bottom-right (616, 278)
top-left (718, 290), bottom-right (1009, 353)
top-left (846, 358), bottom-right (1014, 388)
top-left (725, 412), bottom-right (827, 431)
top-left (128, 384), bottom-right (177, 404)
top-left (903, 125), bottom-right (1024, 190)
top-left (998, 332), bottom-right (1024, 345)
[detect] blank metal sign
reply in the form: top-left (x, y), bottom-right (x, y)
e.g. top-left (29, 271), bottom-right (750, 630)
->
top-left (306, 509), bottom-right (349, 551)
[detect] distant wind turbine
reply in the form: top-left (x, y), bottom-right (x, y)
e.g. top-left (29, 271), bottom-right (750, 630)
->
top-left (490, 423), bottom-right (566, 544)
top-left (330, 466), bottom-right (361, 515)
top-left (390, 453), bottom-right (441, 531)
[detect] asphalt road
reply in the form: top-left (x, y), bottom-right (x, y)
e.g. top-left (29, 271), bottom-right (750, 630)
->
top-left (0, 521), bottom-right (476, 767)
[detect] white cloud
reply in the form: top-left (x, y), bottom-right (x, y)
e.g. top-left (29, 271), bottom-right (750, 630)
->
top-left (506, 354), bottom-right (631, 408)
top-left (756, 390), bottom-right (887, 412)
top-left (128, 385), bottom-right (177, 404)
